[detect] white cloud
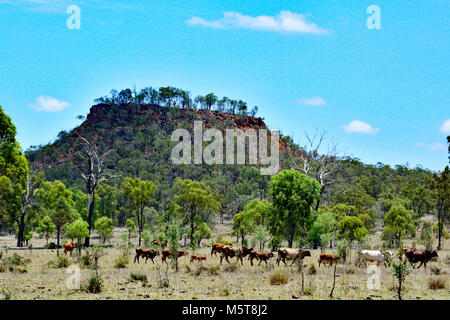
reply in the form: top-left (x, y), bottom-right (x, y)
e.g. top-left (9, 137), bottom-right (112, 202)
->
top-left (343, 120), bottom-right (379, 134)
top-left (428, 142), bottom-right (446, 151)
top-left (296, 97), bottom-right (326, 106)
top-left (29, 96), bottom-right (69, 112)
top-left (440, 119), bottom-right (450, 134)
top-left (186, 11), bottom-right (329, 35)
top-left (414, 142), bottom-right (424, 148)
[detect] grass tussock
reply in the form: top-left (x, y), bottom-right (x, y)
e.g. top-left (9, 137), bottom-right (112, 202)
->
top-left (85, 274), bottom-right (103, 293)
top-left (49, 254), bottom-right (71, 268)
top-left (308, 263), bottom-right (317, 275)
top-left (223, 263), bottom-right (240, 273)
top-left (130, 273), bottom-right (147, 283)
top-left (114, 254), bottom-right (129, 269)
top-left (0, 253), bottom-right (30, 273)
top-left (428, 277), bottom-right (446, 290)
top-left (270, 270), bottom-right (288, 285)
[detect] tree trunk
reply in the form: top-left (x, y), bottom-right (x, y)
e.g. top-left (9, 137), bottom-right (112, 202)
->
top-left (437, 207), bottom-right (442, 250)
top-left (190, 209), bottom-right (195, 244)
top-left (314, 187), bottom-right (325, 211)
top-left (329, 259), bottom-right (338, 298)
top-left (288, 228), bottom-right (295, 248)
top-left (57, 227), bottom-right (61, 247)
top-left (84, 192), bottom-right (95, 247)
top-left (16, 214), bottom-right (25, 247)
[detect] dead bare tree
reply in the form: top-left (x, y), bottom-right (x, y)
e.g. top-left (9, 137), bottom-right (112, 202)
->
top-left (290, 129), bottom-right (342, 210)
top-left (76, 136), bottom-right (115, 247)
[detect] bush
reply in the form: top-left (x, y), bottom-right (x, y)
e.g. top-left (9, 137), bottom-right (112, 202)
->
top-left (308, 264), bottom-right (317, 275)
top-left (49, 254), bottom-right (71, 268)
top-left (114, 254), bottom-right (129, 269)
top-left (270, 270), bottom-right (288, 285)
top-left (8, 253), bottom-right (30, 266)
top-left (80, 252), bottom-right (94, 268)
top-left (130, 273), bottom-right (147, 283)
top-left (86, 274), bottom-right (103, 293)
top-left (428, 277), bottom-right (446, 290)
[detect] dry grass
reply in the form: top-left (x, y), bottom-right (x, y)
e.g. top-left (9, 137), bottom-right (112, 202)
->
top-left (0, 228), bottom-right (449, 300)
top-left (428, 277), bottom-right (446, 290)
top-left (270, 270), bottom-right (288, 285)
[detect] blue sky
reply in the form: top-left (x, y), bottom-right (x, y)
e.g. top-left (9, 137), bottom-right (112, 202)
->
top-left (0, 0), bottom-right (448, 170)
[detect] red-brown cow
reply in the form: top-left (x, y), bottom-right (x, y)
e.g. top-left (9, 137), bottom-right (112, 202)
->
top-left (220, 246), bottom-right (253, 265)
top-left (248, 251), bottom-right (274, 266)
top-left (63, 242), bottom-right (77, 256)
top-left (318, 254), bottom-right (340, 267)
top-left (161, 249), bottom-right (186, 263)
top-left (190, 255), bottom-right (207, 264)
top-left (211, 243), bottom-right (232, 257)
top-left (134, 248), bottom-right (159, 264)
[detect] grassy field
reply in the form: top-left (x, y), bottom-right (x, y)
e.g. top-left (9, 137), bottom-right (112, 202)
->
top-left (0, 227), bottom-right (449, 300)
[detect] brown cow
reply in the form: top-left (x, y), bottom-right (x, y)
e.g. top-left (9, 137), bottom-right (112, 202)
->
top-left (211, 243), bottom-right (232, 257)
top-left (161, 249), bottom-right (186, 263)
top-left (318, 254), bottom-right (340, 267)
top-left (276, 248), bottom-right (311, 266)
top-left (220, 246), bottom-right (253, 265)
top-left (190, 255), bottom-right (207, 264)
top-left (404, 249), bottom-right (438, 269)
top-left (134, 248), bottom-right (159, 264)
top-left (248, 251), bottom-right (274, 266)
top-left (63, 242), bottom-right (77, 256)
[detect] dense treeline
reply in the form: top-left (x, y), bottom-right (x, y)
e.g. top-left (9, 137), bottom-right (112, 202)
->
top-left (94, 86), bottom-right (259, 116)
top-left (0, 86), bottom-right (449, 252)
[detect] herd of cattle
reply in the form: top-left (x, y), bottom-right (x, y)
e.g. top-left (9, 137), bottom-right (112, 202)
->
top-left (125, 242), bottom-right (439, 270)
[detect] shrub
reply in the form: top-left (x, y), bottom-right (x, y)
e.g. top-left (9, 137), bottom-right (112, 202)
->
top-left (221, 238), bottom-right (234, 245)
top-left (428, 277), bottom-right (446, 290)
top-left (308, 263), bottom-right (317, 275)
top-left (8, 253), bottom-right (30, 266)
top-left (85, 274), bottom-right (103, 293)
top-left (80, 252), bottom-right (94, 268)
top-left (49, 254), bottom-right (71, 268)
top-left (130, 273), bottom-right (147, 283)
top-left (270, 270), bottom-right (288, 285)
top-left (1, 289), bottom-right (12, 300)
top-left (114, 254), bottom-right (129, 269)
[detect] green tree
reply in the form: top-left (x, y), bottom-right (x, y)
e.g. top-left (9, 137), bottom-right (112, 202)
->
top-left (36, 216), bottom-right (56, 244)
top-left (193, 222), bottom-right (211, 247)
top-left (268, 169), bottom-right (321, 247)
top-left (400, 184), bottom-right (435, 218)
top-left (125, 218), bottom-right (135, 244)
top-left (121, 177), bottom-right (156, 246)
top-left (427, 166), bottom-right (449, 250)
top-left (0, 106), bottom-right (38, 246)
top-left (65, 218), bottom-right (89, 254)
top-left (382, 205), bottom-right (415, 247)
top-left (308, 211), bottom-right (336, 251)
top-left (96, 183), bottom-right (118, 221)
top-left (173, 178), bottom-right (221, 244)
top-left (338, 216), bottom-right (367, 263)
top-left (38, 180), bottom-right (76, 246)
top-left (232, 199), bottom-right (270, 244)
top-left (94, 216), bottom-right (114, 244)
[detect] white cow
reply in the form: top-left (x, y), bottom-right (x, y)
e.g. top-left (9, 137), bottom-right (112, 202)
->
top-left (358, 250), bottom-right (392, 268)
